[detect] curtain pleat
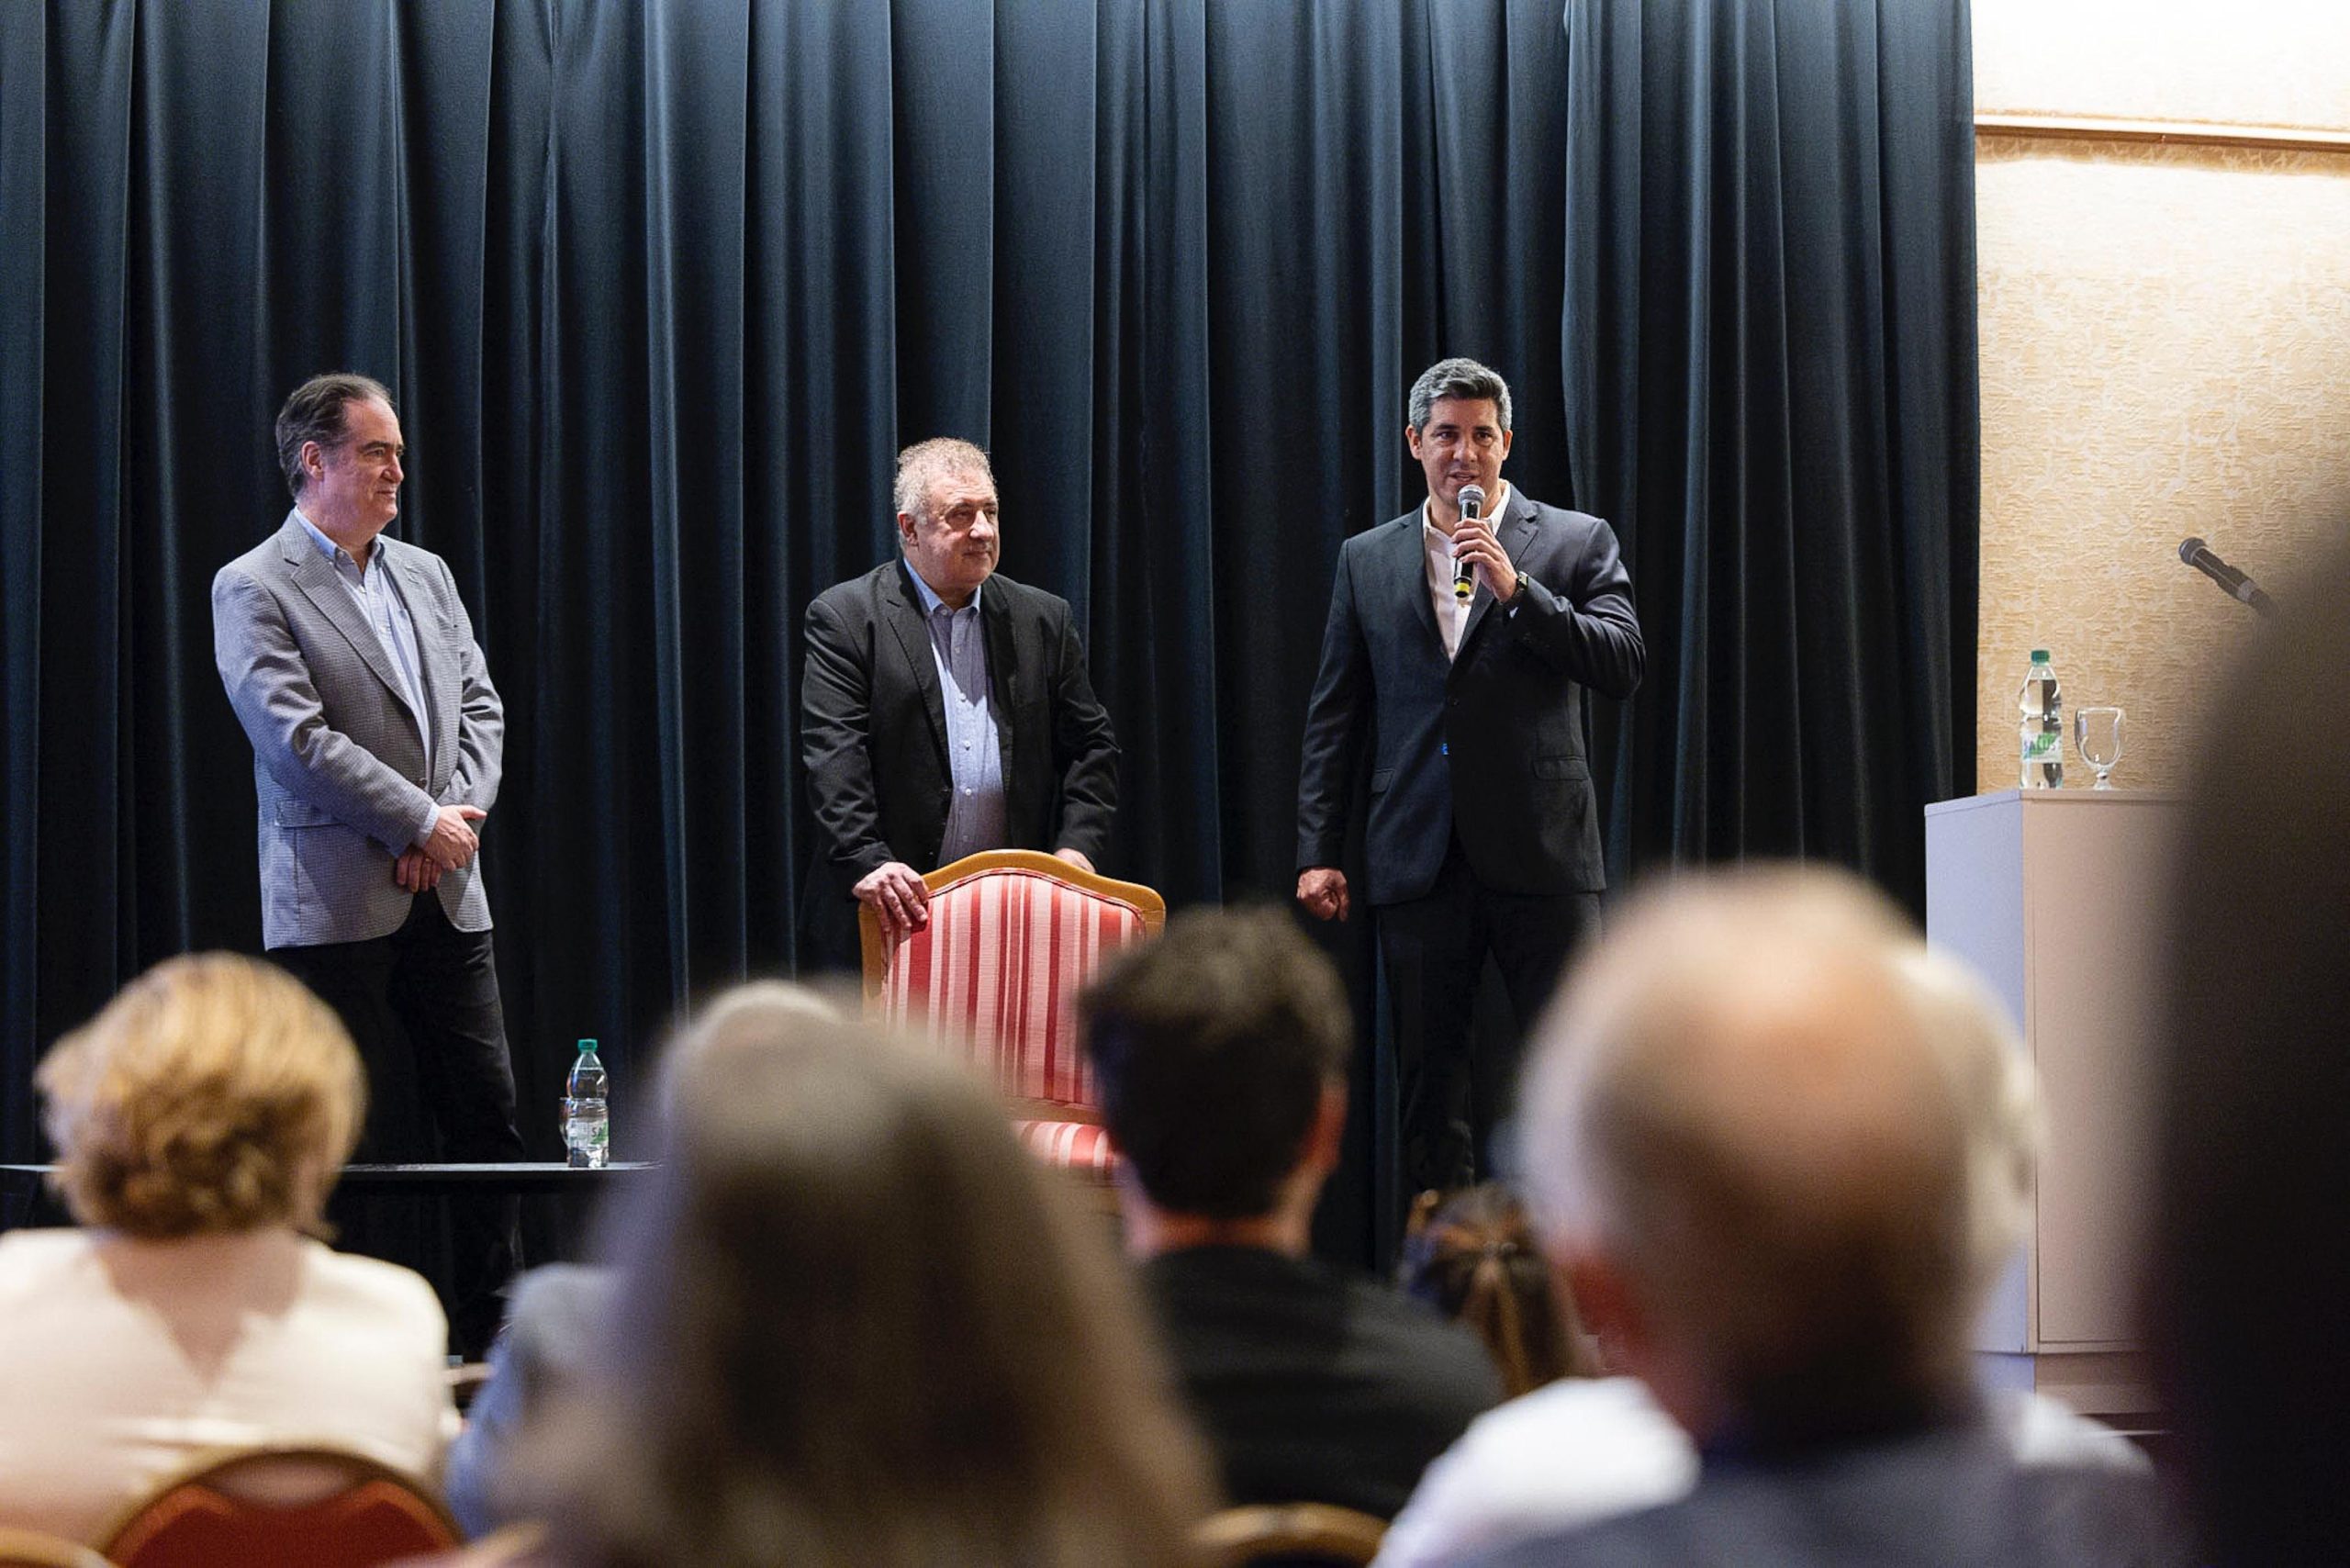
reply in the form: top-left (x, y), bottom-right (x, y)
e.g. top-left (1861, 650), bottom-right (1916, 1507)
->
top-left (1562, 0), bottom-right (1976, 912)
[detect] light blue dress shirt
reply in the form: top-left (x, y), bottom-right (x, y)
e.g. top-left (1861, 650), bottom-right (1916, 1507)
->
top-left (906, 569), bottom-right (1007, 864)
top-left (296, 510), bottom-right (438, 846)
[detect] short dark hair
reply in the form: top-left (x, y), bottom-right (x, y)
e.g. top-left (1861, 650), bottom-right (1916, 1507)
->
top-left (275, 373), bottom-right (394, 499)
top-left (1080, 906), bottom-right (1350, 1220)
top-left (1408, 357), bottom-right (1513, 432)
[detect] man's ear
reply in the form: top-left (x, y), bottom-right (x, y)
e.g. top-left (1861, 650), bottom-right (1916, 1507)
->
top-left (1557, 1246), bottom-right (1642, 1370)
top-left (1302, 1081), bottom-right (1347, 1174)
top-left (1404, 423), bottom-right (1425, 460)
top-left (896, 510), bottom-right (918, 546)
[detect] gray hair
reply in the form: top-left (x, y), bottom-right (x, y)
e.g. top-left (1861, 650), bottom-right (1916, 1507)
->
top-left (1407, 357), bottom-right (1512, 433)
top-left (1519, 866), bottom-right (1983, 1430)
top-left (275, 373), bottom-right (395, 500)
top-left (893, 437), bottom-right (994, 520)
top-left (652, 980), bottom-right (844, 1137)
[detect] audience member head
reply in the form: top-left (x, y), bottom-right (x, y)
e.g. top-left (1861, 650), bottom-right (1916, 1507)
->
top-left (1400, 1183), bottom-right (1595, 1395)
top-left (2151, 538), bottom-right (2350, 1562)
top-left (1080, 905), bottom-right (1351, 1249)
top-left (1518, 867), bottom-right (1985, 1449)
top-left (649, 977), bottom-right (843, 1131)
top-left (36, 952), bottom-right (363, 1238)
top-left (513, 991), bottom-right (1212, 1568)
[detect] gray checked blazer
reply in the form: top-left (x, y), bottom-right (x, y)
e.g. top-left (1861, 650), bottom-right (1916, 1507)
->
top-left (213, 511), bottom-right (504, 948)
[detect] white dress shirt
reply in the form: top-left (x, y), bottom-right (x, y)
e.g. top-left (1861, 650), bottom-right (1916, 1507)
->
top-left (1420, 482), bottom-right (1510, 662)
top-left (905, 570), bottom-right (1007, 864)
top-left (296, 511), bottom-right (440, 847)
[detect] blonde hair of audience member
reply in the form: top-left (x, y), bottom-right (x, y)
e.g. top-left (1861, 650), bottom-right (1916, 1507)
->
top-left (36, 952), bottom-right (363, 1237)
top-left (509, 993), bottom-right (1215, 1568)
top-left (1519, 867), bottom-right (1982, 1448)
top-left (1400, 1184), bottom-right (1598, 1395)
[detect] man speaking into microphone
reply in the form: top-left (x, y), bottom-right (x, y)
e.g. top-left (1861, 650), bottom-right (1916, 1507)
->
top-left (1296, 358), bottom-right (1642, 1238)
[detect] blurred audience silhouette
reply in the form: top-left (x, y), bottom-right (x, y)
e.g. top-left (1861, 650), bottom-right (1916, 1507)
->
top-left (0, 953), bottom-right (453, 1541)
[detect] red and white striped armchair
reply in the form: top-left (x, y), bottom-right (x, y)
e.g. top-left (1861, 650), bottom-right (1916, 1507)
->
top-left (860, 849), bottom-right (1164, 1178)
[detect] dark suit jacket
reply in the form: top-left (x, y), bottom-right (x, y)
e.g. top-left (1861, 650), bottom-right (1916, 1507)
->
top-left (1142, 1246), bottom-right (1504, 1520)
top-left (1296, 488), bottom-right (1642, 906)
top-left (799, 559), bottom-right (1117, 959)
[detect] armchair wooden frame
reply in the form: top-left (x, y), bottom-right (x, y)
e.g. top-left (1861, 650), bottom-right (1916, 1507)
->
top-left (1193, 1502), bottom-right (1388, 1567)
top-left (858, 849), bottom-right (1163, 1164)
top-left (856, 848), bottom-right (1167, 995)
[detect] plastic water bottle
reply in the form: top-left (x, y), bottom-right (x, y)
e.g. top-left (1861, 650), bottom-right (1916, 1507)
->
top-left (2018, 649), bottom-right (2064, 789)
top-left (565, 1039), bottom-right (610, 1169)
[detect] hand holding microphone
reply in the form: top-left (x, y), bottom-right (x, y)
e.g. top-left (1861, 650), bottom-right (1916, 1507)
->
top-left (1450, 485), bottom-right (1517, 604)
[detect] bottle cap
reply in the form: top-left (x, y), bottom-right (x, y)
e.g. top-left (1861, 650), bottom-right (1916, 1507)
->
top-left (2030, 649), bottom-right (2050, 661)
top-left (576, 1038), bottom-right (598, 1052)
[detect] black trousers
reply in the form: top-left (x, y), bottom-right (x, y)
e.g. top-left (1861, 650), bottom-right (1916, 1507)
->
top-left (273, 893), bottom-right (525, 1358)
top-left (1375, 835), bottom-right (1599, 1209)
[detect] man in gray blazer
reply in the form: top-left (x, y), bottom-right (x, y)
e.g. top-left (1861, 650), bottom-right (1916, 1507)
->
top-left (213, 372), bottom-right (523, 1353)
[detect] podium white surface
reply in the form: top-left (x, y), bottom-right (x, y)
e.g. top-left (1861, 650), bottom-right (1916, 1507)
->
top-left (1925, 788), bottom-right (2180, 1415)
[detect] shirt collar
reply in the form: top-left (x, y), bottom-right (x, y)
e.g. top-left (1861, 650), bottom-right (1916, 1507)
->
top-left (295, 508), bottom-right (388, 578)
top-left (294, 508), bottom-right (353, 566)
top-left (905, 561), bottom-right (981, 619)
top-left (1421, 480), bottom-right (1511, 541)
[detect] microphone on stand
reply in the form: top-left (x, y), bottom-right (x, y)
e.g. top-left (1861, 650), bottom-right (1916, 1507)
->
top-left (1453, 485), bottom-right (1486, 604)
top-left (2179, 537), bottom-right (2279, 618)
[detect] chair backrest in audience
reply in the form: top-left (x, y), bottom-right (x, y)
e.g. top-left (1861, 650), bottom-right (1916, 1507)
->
top-left (862, 848), bottom-right (1164, 1117)
top-left (96, 1445), bottom-right (458, 1568)
top-left (0, 1527), bottom-right (113, 1568)
top-left (1194, 1503), bottom-right (1387, 1567)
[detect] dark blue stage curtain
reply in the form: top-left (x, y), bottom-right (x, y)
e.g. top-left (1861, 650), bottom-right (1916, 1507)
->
top-left (1563, 0), bottom-right (1980, 898)
top-left (0, 1), bottom-right (1976, 1248)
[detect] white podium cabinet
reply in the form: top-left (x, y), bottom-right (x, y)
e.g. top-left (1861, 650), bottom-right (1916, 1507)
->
top-left (1925, 789), bottom-right (2181, 1415)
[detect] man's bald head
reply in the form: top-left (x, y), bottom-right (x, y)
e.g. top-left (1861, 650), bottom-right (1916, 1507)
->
top-left (1521, 868), bottom-right (1985, 1444)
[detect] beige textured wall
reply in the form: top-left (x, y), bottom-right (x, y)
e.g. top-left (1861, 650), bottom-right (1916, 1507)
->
top-left (1972, 0), bottom-right (2350, 793)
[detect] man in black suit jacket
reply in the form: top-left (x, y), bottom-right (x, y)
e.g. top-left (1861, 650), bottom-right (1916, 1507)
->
top-left (800, 438), bottom-right (1118, 970)
top-left (1296, 358), bottom-right (1642, 1225)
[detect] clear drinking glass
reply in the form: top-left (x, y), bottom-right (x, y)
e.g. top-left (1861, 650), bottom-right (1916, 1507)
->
top-left (2075, 706), bottom-right (2125, 790)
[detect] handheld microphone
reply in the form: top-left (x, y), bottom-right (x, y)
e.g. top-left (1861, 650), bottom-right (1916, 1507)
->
top-left (1453, 485), bottom-right (1485, 604)
top-left (2179, 537), bottom-right (2278, 618)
